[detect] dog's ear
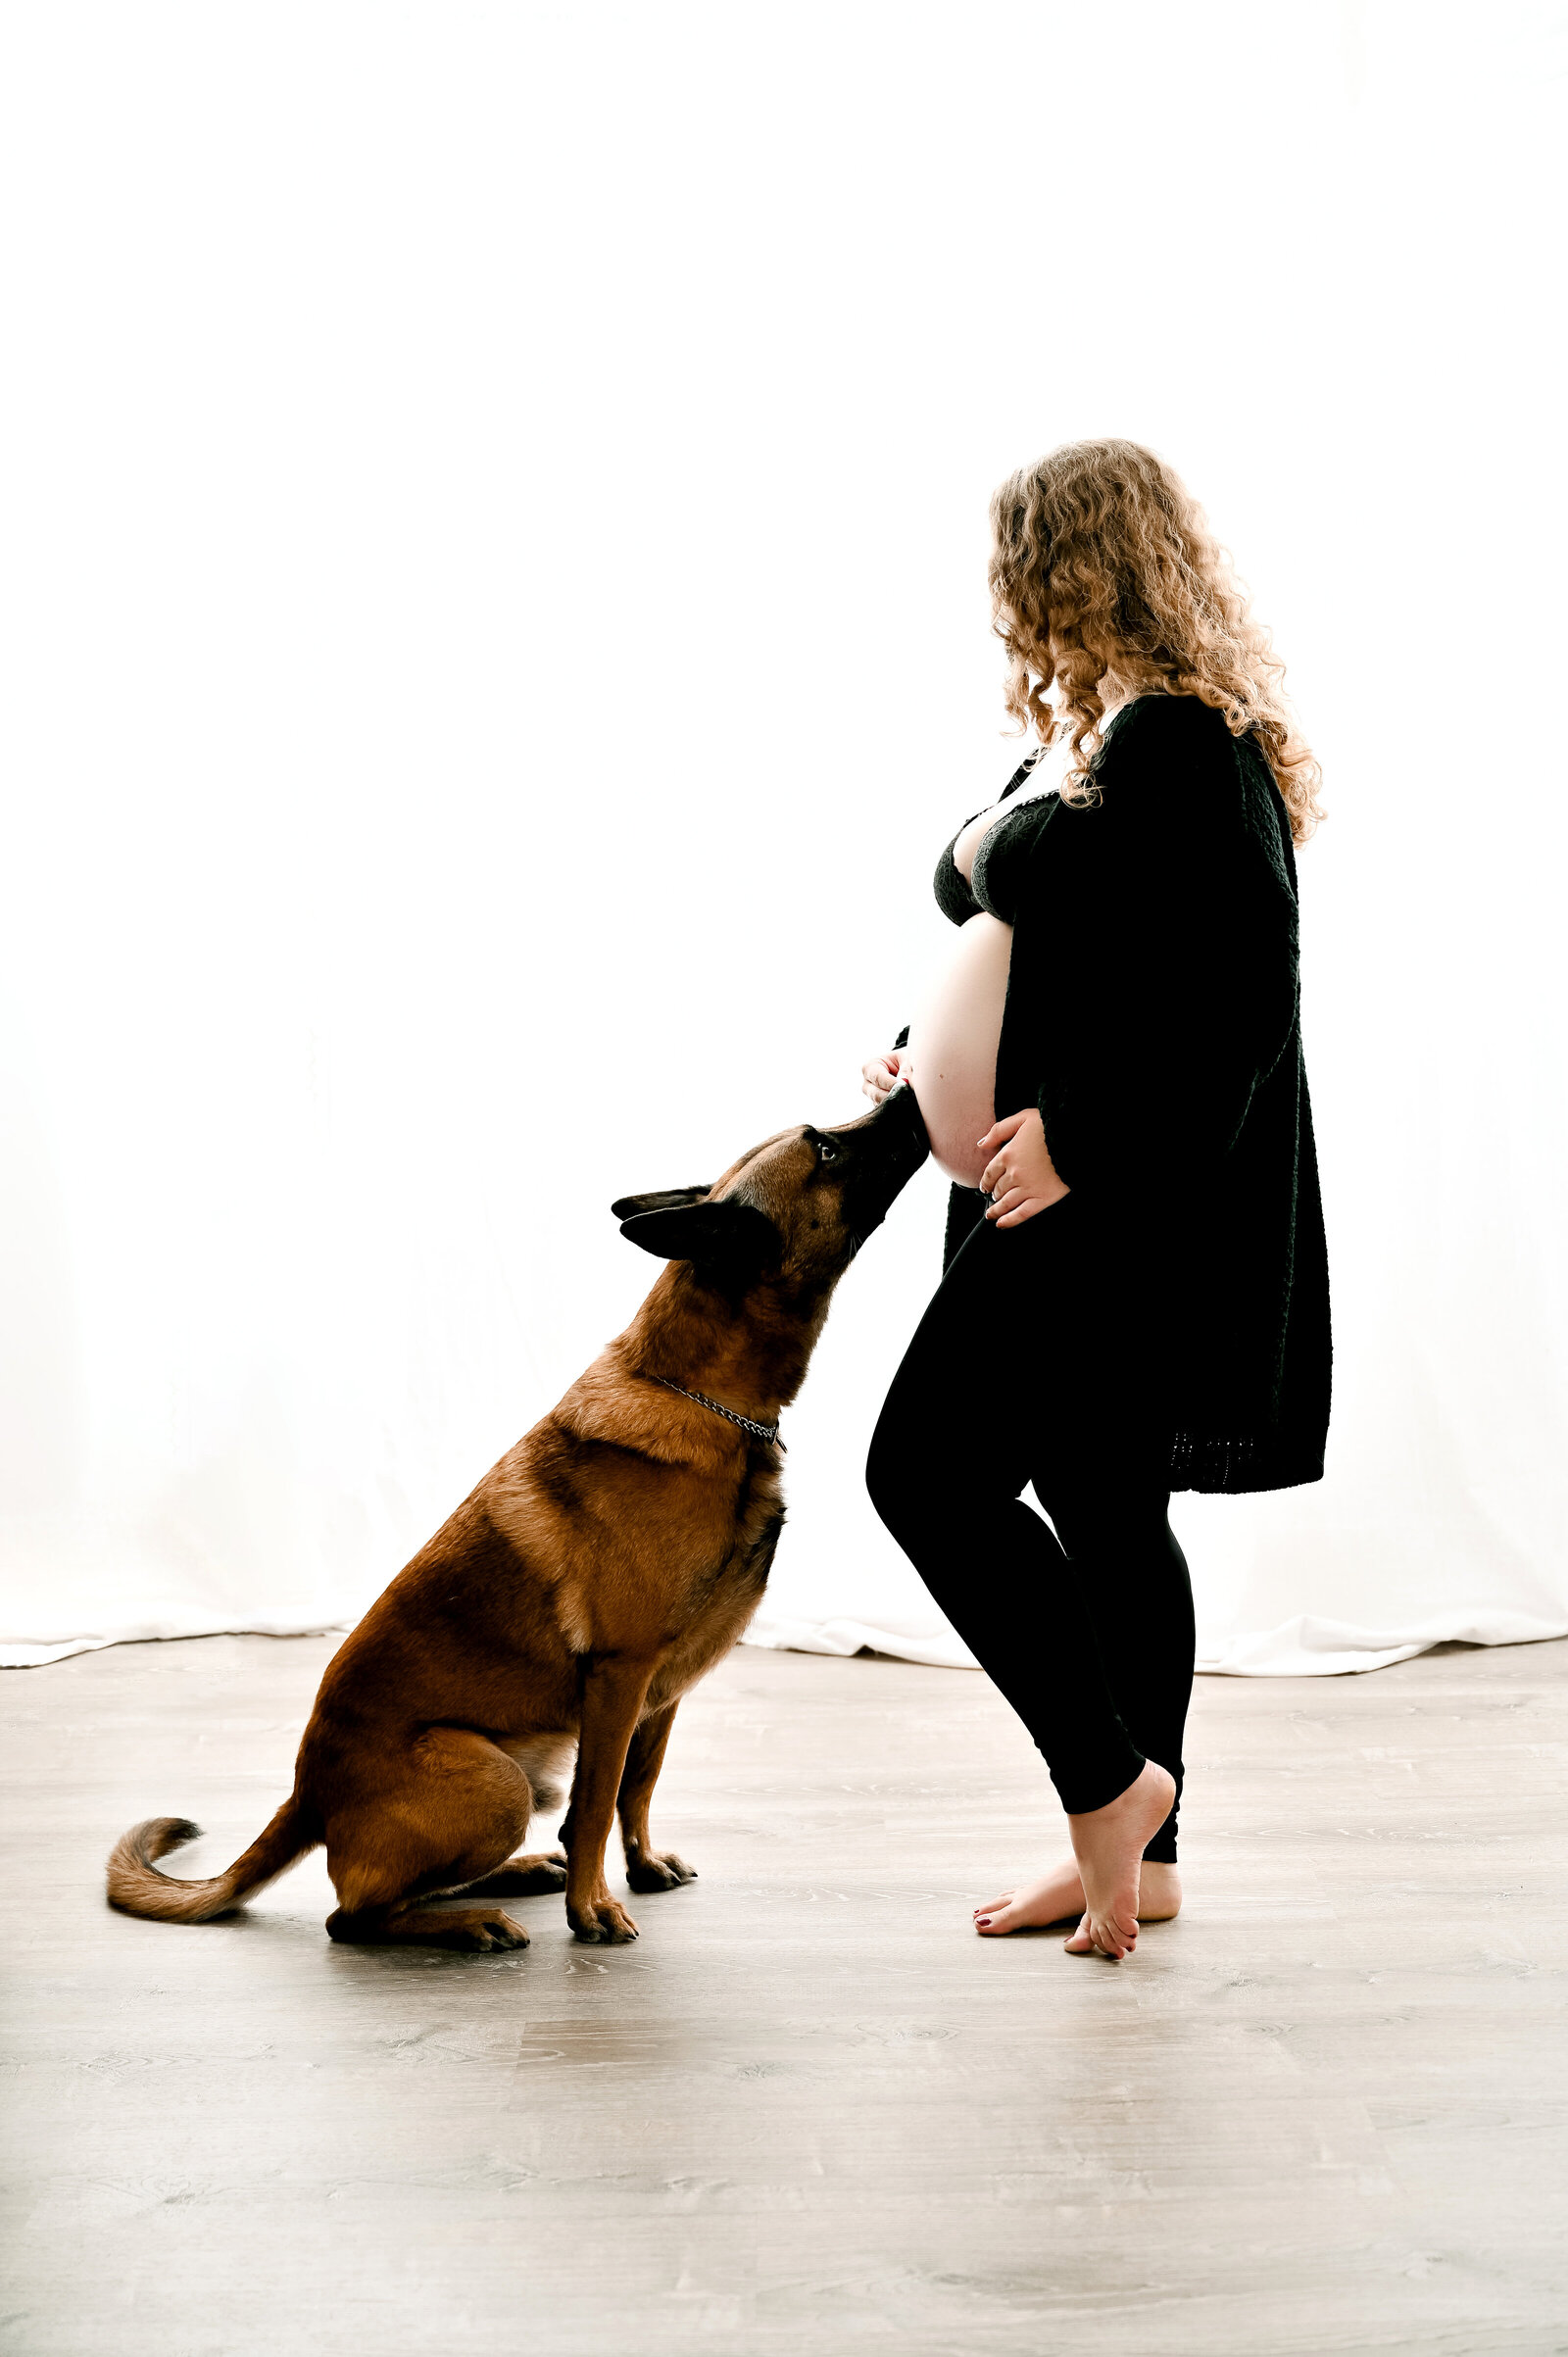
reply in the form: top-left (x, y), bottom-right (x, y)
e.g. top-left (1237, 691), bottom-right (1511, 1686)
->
top-left (610, 1186), bottom-right (713, 1221)
top-left (618, 1198), bottom-right (782, 1278)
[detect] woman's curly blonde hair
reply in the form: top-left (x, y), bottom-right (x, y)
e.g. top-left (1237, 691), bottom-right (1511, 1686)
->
top-left (989, 438), bottom-right (1323, 845)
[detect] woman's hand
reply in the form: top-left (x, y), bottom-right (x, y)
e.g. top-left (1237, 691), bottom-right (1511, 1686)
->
top-left (861, 1048), bottom-right (911, 1105)
top-left (978, 1107), bottom-right (1069, 1226)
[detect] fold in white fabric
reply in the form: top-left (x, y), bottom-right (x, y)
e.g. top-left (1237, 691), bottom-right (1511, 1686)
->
top-left (742, 1608), bottom-right (1568, 1679)
top-left (3, 1624), bottom-right (347, 1670)
top-left (13, 1605), bottom-right (1564, 1678)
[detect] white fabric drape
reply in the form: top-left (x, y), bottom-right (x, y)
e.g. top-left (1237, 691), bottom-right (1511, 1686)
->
top-left (3, 4), bottom-right (1564, 1674)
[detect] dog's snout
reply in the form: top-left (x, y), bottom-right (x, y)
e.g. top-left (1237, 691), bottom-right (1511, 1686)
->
top-left (883, 1083), bottom-right (929, 1165)
top-left (833, 1084), bottom-right (929, 1249)
top-left (858, 1083), bottom-right (930, 1173)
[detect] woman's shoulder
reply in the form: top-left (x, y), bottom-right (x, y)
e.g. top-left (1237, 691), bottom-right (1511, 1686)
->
top-left (1103, 699), bottom-right (1298, 906)
top-left (1096, 695), bottom-right (1264, 831)
top-left (1100, 691), bottom-right (1234, 763)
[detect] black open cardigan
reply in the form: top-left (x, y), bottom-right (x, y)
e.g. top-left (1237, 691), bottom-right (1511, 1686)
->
top-left (905, 694), bottom-right (1331, 1496)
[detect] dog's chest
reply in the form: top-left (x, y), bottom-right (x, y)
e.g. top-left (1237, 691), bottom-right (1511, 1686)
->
top-left (651, 1455), bottom-right (785, 1705)
top-left (723, 1456), bottom-right (787, 1588)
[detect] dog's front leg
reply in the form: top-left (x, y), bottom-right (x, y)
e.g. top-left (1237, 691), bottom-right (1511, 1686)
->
top-left (618, 1701), bottom-right (698, 1892)
top-left (565, 1654), bottom-right (657, 1943)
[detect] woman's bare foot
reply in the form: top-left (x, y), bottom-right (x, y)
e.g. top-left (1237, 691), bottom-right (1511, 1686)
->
top-left (974, 1857), bottom-right (1082, 1935)
top-left (1063, 1759), bottom-right (1177, 1960)
top-left (973, 1857), bottom-right (1182, 1936)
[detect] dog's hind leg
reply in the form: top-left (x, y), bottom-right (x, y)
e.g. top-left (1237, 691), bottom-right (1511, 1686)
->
top-left (456, 1852), bottom-right (567, 1897)
top-left (448, 1736), bottom-right (573, 1892)
top-left (617, 1701), bottom-right (698, 1893)
top-left (456, 1738), bottom-right (571, 1894)
top-left (321, 1726), bottom-right (534, 1949)
top-left (326, 1900), bottom-right (529, 1950)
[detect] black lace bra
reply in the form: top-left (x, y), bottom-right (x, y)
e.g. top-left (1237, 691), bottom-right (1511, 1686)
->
top-left (933, 754), bottom-right (1052, 928)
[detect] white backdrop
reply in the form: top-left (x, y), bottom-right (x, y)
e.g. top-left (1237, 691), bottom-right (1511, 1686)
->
top-left (3, 3), bottom-right (1565, 1675)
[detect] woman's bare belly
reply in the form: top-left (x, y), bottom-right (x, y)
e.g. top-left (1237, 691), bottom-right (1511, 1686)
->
top-left (907, 911), bottom-right (1013, 1187)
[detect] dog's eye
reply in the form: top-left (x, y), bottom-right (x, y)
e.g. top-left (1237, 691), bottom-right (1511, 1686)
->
top-left (817, 1139), bottom-right (840, 1164)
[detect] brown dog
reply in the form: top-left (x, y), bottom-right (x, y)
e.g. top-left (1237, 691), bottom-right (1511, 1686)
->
top-left (107, 1088), bottom-right (927, 1950)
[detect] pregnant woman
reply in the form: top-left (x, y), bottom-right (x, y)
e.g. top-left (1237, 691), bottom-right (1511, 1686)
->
top-left (864, 438), bottom-right (1331, 1961)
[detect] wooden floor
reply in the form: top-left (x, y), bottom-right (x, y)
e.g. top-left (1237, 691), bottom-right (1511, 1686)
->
top-left (3, 1634), bottom-right (1566, 2356)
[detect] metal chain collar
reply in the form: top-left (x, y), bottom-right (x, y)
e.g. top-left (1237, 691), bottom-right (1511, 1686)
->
top-left (650, 1375), bottom-right (784, 1450)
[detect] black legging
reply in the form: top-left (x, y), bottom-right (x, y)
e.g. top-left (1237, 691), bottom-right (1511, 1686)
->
top-left (866, 1192), bottom-right (1194, 1862)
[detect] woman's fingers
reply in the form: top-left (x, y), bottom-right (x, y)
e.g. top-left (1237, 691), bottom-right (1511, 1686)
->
top-left (975, 1111), bottom-right (1027, 1154)
top-left (993, 1195), bottom-right (1047, 1228)
top-left (984, 1187), bottom-right (1027, 1221)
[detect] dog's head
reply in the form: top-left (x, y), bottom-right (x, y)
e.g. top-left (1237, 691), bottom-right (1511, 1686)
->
top-left (612, 1085), bottom-right (929, 1299)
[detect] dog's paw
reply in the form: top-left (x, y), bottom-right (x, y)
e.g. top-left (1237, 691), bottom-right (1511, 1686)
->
top-left (569, 1897), bottom-right (640, 1944)
top-left (626, 1850), bottom-right (698, 1893)
top-left (454, 1912), bottom-right (530, 1952)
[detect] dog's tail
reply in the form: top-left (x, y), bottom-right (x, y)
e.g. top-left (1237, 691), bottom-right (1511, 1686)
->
top-left (106, 1796), bottom-right (318, 1924)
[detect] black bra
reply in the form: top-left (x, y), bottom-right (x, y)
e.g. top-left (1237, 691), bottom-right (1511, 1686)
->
top-left (933, 835), bottom-right (981, 926)
top-left (932, 754), bottom-right (1045, 928)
